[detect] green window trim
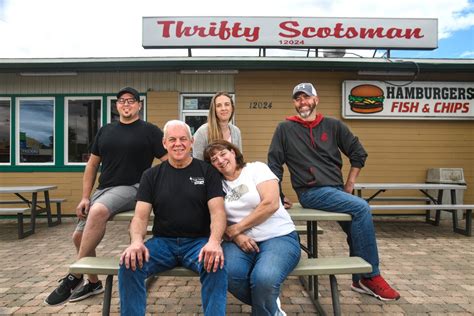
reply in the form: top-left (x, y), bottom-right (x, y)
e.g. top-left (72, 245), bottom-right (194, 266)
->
top-left (0, 93), bottom-right (146, 172)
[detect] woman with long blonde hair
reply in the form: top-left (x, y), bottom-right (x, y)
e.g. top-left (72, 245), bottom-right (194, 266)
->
top-left (192, 91), bottom-right (242, 160)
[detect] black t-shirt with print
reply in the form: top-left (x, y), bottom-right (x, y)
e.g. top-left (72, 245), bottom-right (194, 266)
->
top-left (137, 159), bottom-right (224, 237)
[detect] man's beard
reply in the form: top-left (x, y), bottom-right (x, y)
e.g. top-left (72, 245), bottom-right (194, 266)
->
top-left (296, 101), bottom-right (316, 119)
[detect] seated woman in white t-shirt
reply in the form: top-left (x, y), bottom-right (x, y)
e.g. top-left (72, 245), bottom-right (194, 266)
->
top-left (204, 140), bottom-right (301, 316)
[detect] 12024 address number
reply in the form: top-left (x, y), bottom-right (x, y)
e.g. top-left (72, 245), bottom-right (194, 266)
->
top-left (249, 101), bottom-right (273, 109)
top-left (279, 40), bottom-right (305, 45)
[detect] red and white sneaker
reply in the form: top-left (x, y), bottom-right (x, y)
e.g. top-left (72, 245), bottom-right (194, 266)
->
top-left (354, 276), bottom-right (401, 301)
top-left (351, 281), bottom-right (369, 295)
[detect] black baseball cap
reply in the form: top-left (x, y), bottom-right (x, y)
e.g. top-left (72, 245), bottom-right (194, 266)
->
top-left (117, 87), bottom-right (140, 101)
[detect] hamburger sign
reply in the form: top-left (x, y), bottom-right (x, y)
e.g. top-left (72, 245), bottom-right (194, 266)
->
top-left (348, 84), bottom-right (385, 114)
top-left (342, 81), bottom-right (474, 120)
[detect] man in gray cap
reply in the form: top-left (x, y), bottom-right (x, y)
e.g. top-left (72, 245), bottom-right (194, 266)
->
top-left (45, 87), bottom-right (168, 306)
top-left (268, 82), bottom-right (400, 301)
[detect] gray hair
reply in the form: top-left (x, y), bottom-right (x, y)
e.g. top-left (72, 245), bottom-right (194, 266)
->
top-left (163, 120), bottom-right (192, 139)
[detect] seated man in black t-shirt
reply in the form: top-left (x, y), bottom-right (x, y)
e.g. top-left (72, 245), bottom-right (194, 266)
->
top-left (118, 120), bottom-right (228, 316)
top-left (45, 87), bottom-right (168, 306)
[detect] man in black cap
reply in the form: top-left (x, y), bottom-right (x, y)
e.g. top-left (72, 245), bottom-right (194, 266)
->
top-left (268, 82), bottom-right (400, 301)
top-left (45, 87), bottom-right (168, 305)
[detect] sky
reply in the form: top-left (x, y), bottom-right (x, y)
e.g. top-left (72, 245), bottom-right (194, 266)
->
top-left (0, 0), bottom-right (472, 59)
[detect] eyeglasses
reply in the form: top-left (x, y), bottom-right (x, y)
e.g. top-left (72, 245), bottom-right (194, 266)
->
top-left (117, 98), bottom-right (137, 105)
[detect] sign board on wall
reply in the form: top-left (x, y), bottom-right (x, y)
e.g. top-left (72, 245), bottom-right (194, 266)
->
top-left (143, 17), bottom-right (437, 49)
top-left (342, 81), bottom-right (474, 120)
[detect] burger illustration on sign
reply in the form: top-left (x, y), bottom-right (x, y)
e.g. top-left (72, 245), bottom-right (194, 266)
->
top-left (348, 84), bottom-right (385, 114)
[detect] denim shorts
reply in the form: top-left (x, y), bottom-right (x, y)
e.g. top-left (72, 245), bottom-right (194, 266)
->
top-left (75, 183), bottom-right (139, 232)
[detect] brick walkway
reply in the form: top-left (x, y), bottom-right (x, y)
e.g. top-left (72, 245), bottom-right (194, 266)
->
top-left (0, 216), bottom-right (473, 315)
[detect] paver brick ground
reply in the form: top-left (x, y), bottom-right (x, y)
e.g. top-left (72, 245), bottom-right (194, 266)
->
top-left (0, 214), bottom-right (473, 315)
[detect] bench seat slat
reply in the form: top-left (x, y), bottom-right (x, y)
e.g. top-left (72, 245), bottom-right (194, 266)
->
top-left (69, 256), bottom-right (372, 277)
top-left (70, 256), bottom-right (371, 316)
top-left (0, 198), bottom-right (66, 204)
top-left (0, 207), bottom-right (30, 215)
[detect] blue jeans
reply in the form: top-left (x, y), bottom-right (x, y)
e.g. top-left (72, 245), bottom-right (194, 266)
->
top-left (223, 231), bottom-right (301, 316)
top-left (299, 186), bottom-right (380, 282)
top-left (118, 237), bottom-right (227, 316)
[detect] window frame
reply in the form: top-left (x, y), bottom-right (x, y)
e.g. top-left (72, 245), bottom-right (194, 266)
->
top-left (0, 97), bottom-right (12, 166)
top-left (64, 96), bottom-right (103, 166)
top-left (15, 97), bottom-right (56, 166)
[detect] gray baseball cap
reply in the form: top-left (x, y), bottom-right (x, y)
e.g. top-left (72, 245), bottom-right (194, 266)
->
top-left (292, 83), bottom-right (318, 99)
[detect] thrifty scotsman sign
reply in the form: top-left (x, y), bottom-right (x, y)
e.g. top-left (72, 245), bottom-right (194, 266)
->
top-left (342, 81), bottom-right (474, 120)
top-left (142, 17), bottom-right (437, 49)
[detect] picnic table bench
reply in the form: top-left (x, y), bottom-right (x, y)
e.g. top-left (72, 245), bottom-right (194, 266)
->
top-left (94, 203), bottom-right (362, 315)
top-left (370, 204), bottom-right (472, 236)
top-left (70, 255), bottom-right (371, 316)
top-left (0, 198), bottom-right (65, 220)
top-left (354, 183), bottom-right (471, 236)
top-left (0, 186), bottom-right (63, 238)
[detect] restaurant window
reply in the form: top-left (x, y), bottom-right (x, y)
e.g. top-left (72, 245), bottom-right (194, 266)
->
top-left (65, 97), bottom-right (102, 164)
top-left (180, 94), bottom-right (235, 134)
top-left (16, 98), bottom-right (55, 164)
top-left (107, 96), bottom-right (146, 123)
top-left (0, 98), bottom-right (11, 164)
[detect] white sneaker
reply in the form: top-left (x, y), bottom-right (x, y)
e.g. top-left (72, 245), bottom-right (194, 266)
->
top-left (276, 297), bottom-right (287, 316)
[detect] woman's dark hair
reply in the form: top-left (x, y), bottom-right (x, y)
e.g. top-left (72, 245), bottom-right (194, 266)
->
top-left (203, 140), bottom-right (246, 170)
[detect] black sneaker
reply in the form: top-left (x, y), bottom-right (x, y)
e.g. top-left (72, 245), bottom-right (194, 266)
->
top-left (44, 274), bottom-right (83, 305)
top-left (69, 280), bottom-right (104, 302)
